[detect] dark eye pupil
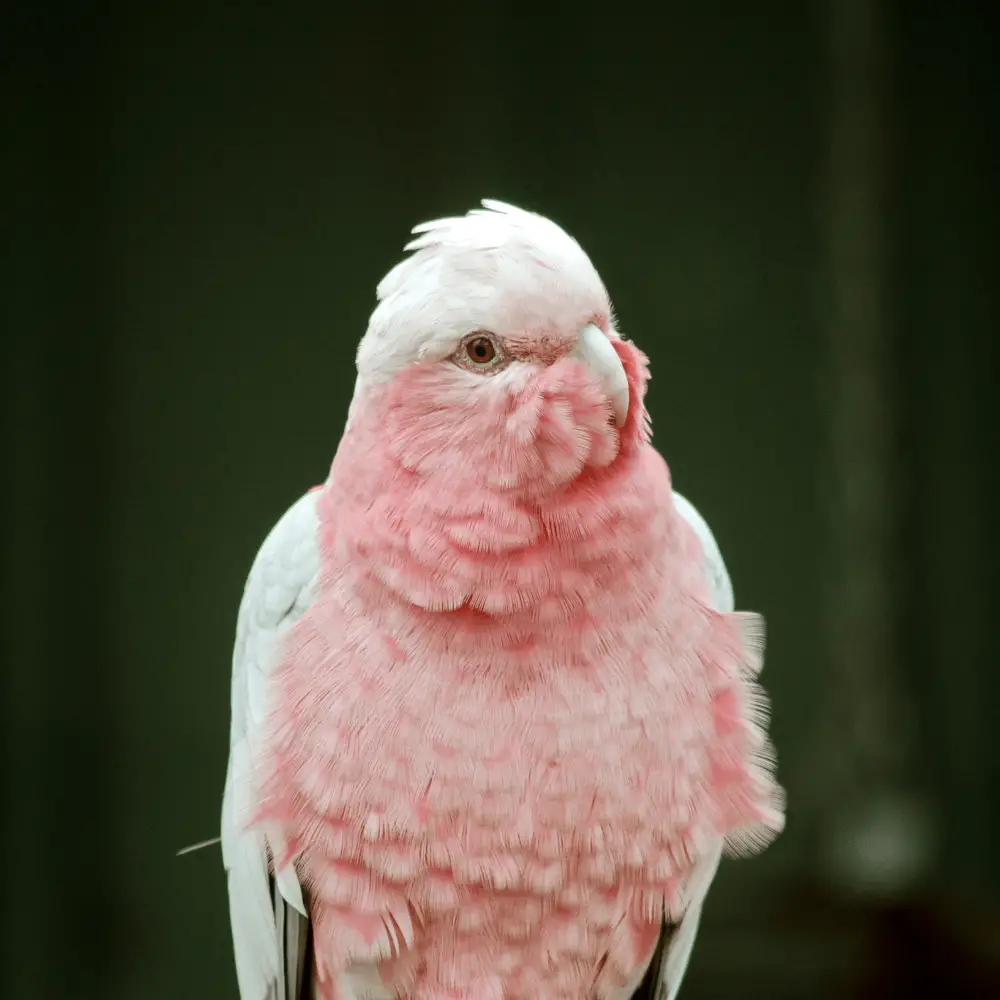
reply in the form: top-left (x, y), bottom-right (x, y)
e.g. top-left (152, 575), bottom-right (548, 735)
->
top-left (467, 337), bottom-right (495, 363)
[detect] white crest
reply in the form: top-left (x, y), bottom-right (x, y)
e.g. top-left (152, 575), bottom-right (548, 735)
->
top-left (356, 200), bottom-right (612, 381)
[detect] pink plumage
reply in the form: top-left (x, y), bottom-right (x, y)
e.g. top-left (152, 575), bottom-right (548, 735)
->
top-left (237, 200), bottom-right (783, 1000)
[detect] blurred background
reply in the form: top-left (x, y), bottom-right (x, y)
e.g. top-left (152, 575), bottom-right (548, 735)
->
top-left (3, 2), bottom-right (997, 997)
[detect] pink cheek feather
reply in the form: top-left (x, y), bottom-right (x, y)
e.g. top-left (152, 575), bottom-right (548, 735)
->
top-left (373, 331), bottom-right (651, 497)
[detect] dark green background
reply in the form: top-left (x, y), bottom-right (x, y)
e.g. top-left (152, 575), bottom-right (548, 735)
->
top-left (3, 2), bottom-right (996, 998)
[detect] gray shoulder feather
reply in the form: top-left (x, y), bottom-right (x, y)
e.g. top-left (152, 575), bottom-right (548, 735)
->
top-left (222, 490), bottom-right (321, 1000)
top-left (657, 490), bottom-right (735, 999)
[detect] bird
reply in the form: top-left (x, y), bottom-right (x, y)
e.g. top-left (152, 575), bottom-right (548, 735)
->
top-left (220, 199), bottom-right (784, 1000)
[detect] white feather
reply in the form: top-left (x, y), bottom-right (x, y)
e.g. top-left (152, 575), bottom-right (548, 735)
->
top-left (222, 490), bottom-right (321, 1000)
top-left (221, 487), bottom-right (396, 1000)
top-left (656, 490), bottom-right (735, 999)
top-left (358, 199), bottom-right (611, 382)
top-left (672, 491), bottom-right (735, 614)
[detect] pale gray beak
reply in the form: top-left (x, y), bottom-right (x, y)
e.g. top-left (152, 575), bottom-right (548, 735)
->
top-left (569, 324), bottom-right (630, 427)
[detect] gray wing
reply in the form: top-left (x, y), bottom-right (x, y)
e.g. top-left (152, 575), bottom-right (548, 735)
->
top-left (638, 490), bottom-right (735, 1000)
top-left (221, 490), bottom-right (322, 1000)
top-left (671, 491), bottom-right (735, 615)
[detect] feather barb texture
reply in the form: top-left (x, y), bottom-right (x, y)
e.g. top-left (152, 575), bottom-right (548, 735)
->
top-left (253, 333), bottom-right (784, 999)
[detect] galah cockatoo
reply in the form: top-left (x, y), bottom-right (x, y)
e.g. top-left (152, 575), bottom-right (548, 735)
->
top-left (221, 200), bottom-right (784, 1000)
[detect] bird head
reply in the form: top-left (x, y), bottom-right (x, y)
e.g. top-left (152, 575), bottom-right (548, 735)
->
top-left (344, 200), bottom-right (650, 498)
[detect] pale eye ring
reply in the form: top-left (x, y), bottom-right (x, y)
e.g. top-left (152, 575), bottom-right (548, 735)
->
top-left (455, 332), bottom-right (505, 371)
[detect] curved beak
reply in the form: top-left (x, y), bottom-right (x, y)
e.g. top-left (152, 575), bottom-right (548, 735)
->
top-left (569, 324), bottom-right (630, 427)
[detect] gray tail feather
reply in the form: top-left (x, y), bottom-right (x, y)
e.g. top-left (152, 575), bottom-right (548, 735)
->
top-left (268, 872), bottom-right (311, 1000)
top-left (629, 920), bottom-right (674, 1000)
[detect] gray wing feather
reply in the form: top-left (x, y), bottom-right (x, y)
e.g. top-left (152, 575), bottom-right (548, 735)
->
top-left (222, 490), bottom-right (322, 1000)
top-left (671, 491), bottom-right (735, 615)
top-left (657, 490), bottom-right (736, 1000)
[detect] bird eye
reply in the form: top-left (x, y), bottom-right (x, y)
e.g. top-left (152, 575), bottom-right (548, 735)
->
top-left (465, 336), bottom-right (497, 365)
top-left (454, 332), bottom-right (505, 373)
